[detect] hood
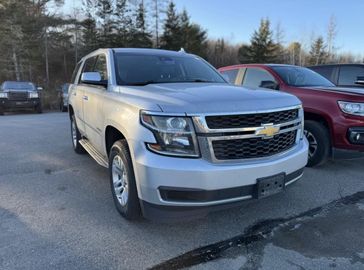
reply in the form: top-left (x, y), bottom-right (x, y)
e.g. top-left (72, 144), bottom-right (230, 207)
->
top-left (305, 86), bottom-right (364, 96)
top-left (120, 83), bottom-right (301, 114)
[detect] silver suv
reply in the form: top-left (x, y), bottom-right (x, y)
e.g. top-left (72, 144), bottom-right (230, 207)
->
top-left (68, 48), bottom-right (308, 221)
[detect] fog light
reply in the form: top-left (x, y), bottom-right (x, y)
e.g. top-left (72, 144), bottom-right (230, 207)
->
top-left (348, 128), bottom-right (364, 145)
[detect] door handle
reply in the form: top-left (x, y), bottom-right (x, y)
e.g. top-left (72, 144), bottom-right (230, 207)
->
top-left (83, 95), bottom-right (88, 101)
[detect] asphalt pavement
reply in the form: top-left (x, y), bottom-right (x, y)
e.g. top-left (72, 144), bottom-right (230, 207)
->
top-left (0, 112), bottom-right (363, 270)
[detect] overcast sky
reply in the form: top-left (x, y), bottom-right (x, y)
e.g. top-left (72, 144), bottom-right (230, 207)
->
top-left (63, 0), bottom-right (363, 56)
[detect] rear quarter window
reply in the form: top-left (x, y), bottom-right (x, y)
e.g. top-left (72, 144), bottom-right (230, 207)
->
top-left (310, 66), bottom-right (335, 83)
top-left (338, 66), bottom-right (364, 86)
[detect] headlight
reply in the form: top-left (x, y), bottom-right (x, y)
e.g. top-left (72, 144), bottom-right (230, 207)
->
top-left (0, 92), bottom-right (8, 98)
top-left (29, 92), bottom-right (39, 98)
top-left (140, 111), bottom-right (200, 157)
top-left (338, 101), bottom-right (364, 116)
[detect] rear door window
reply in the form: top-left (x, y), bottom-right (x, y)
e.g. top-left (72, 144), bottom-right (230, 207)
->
top-left (338, 66), bottom-right (364, 86)
top-left (242, 68), bottom-right (276, 89)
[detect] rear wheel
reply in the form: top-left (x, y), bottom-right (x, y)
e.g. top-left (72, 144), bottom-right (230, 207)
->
top-left (109, 140), bottom-right (141, 220)
top-left (0, 107), bottom-right (4, 115)
top-left (304, 120), bottom-right (330, 167)
top-left (70, 115), bottom-right (85, 154)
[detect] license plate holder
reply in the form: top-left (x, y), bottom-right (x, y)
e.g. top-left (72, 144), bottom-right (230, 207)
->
top-left (257, 173), bottom-right (285, 199)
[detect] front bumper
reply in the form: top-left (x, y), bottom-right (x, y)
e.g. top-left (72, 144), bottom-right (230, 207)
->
top-left (0, 99), bottom-right (40, 110)
top-left (331, 114), bottom-right (364, 152)
top-left (131, 138), bottom-right (308, 220)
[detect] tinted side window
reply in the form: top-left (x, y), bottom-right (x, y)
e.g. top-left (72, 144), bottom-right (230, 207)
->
top-left (310, 66), bottom-right (335, 83)
top-left (242, 68), bottom-right (275, 89)
top-left (338, 66), bottom-right (364, 86)
top-left (221, 69), bottom-right (239, 84)
top-left (94, 55), bottom-right (108, 81)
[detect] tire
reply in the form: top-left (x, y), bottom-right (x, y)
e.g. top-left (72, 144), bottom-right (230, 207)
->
top-left (304, 120), bottom-right (331, 167)
top-left (35, 104), bottom-right (42, 114)
top-left (62, 106), bottom-right (68, 112)
top-left (0, 108), bottom-right (4, 115)
top-left (109, 140), bottom-right (141, 220)
top-left (70, 115), bottom-right (85, 154)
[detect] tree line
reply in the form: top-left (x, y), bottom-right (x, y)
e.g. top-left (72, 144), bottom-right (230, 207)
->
top-left (0, 0), bottom-right (362, 93)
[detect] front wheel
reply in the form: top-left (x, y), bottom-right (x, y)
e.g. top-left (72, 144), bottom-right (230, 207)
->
top-left (109, 140), bottom-right (141, 220)
top-left (35, 104), bottom-right (42, 114)
top-left (304, 120), bottom-right (331, 167)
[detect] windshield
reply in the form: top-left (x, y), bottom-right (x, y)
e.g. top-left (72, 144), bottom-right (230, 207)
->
top-left (114, 53), bottom-right (226, 86)
top-left (271, 66), bottom-right (335, 87)
top-left (2, 81), bottom-right (36, 91)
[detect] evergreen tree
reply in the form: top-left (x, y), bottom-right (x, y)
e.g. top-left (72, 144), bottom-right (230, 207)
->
top-left (96, 0), bottom-right (114, 46)
top-left (113, 0), bottom-right (133, 47)
top-left (309, 36), bottom-right (327, 65)
top-left (81, 14), bottom-right (99, 55)
top-left (160, 1), bottom-right (181, 50)
top-left (179, 9), bottom-right (207, 57)
top-left (130, 1), bottom-right (153, 48)
top-left (238, 18), bottom-right (278, 63)
top-left (238, 44), bottom-right (251, 64)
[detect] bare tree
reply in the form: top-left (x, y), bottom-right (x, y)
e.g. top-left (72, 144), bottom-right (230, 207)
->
top-left (148, 0), bottom-right (167, 48)
top-left (326, 15), bottom-right (337, 63)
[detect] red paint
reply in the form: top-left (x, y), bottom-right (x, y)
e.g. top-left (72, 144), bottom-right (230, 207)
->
top-left (219, 64), bottom-right (364, 152)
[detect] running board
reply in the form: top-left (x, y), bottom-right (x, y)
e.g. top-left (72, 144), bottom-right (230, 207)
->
top-left (79, 139), bottom-right (108, 168)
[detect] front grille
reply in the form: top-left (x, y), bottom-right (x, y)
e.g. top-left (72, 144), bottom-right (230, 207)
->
top-left (205, 109), bottom-right (298, 129)
top-left (212, 130), bottom-right (297, 160)
top-left (8, 92), bottom-right (28, 101)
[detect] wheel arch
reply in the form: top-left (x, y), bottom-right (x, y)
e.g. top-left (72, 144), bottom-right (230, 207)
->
top-left (304, 111), bottom-right (333, 153)
top-left (105, 125), bottom-right (128, 157)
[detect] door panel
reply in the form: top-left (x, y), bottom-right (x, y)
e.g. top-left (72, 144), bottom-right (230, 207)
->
top-left (83, 86), bottom-right (105, 154)
top-left (82, 54), bottom-right (108, 155)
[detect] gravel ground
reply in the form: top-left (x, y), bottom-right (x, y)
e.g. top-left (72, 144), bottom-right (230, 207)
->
top-left (0, 112), bottom-right (363, 270)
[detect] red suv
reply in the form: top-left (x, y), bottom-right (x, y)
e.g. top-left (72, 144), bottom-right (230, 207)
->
top-left (219, 64), bottom-right (364, 167)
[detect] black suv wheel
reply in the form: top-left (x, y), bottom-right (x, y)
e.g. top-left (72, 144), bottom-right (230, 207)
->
top-left (304, 120), bottom-right (331, 167)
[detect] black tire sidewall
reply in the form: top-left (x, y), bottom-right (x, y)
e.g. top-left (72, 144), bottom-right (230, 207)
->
top-left (109, 140), bottom-right (140, 220)
top-left (305, 120), bottom-right (330, 167)
top-left (35, 104), bottom-right (42, 114)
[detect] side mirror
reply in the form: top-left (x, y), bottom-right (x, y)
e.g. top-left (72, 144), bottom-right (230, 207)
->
top-left (81, 72), bottom-right (107, 87)
top-left (355, 76), bottom-right (364, 85)
top-left (37, 87), bottom-right (43, 91)
top-left (260, 80), bottom-right (280, 90)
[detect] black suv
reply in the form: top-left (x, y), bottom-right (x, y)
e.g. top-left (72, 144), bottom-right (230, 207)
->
top-left (0, 81), bottom-right (42, 115)
top-left (308, 64), bottom-right (364, 88)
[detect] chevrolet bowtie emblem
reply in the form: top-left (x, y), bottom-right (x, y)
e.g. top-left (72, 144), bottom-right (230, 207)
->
top-left (255, 124), bottom-right (280, 138)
